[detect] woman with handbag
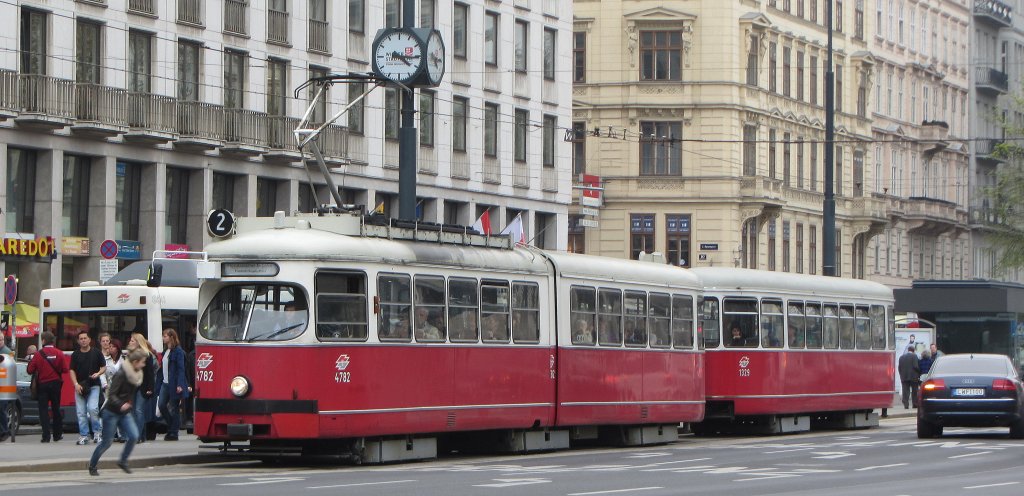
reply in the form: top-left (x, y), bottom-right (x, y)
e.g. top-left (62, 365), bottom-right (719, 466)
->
top-left (28, 331), bottom-right (68, 443)
top-left (125, 333), bottom-right (156, 442)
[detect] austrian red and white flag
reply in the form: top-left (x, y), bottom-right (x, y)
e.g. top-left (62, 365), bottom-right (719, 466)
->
top-left (501, 213), bottom-right (527, 245)
top-left (472, 210), bottom-right (492, 236)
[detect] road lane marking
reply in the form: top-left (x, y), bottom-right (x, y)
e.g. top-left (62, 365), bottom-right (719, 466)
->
top-left (964, 482), bottom-right (1020, 489)
top-left (627, 452), bottom-right (673, 458)
top-left (811, 451), bottom-right (855, 459)
top-left (764, 448), bottom-right (814, 454)
top-left (474, 478), bottom-right (551, 488)
top-left (219, 477), bottom-right (305, 486)
top-left (949, 451), bottom-right (992, 459)
top-left (308, 480), bottom-right (417, 490)
top-left (568, 487), bottom-right (663, 495)
top-left (855, 463), bottom-right (909, 471)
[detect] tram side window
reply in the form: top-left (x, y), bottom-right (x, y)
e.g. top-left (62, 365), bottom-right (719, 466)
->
top-left (672, 295), bottom-right (694, 349)
top-left (448, 277), bottom-right (479, 342)
top-left (839, 304), bottom-right (855, 349)
top-left (649, 293), bottom-right (671, 349)
top-left (887, 305), bottom-right (896, 350)
top-left (855, 306), bottom-right (871, 349)
top-left (481, 281), bottom-right (510, 343)
top-left (414, 275), bottom-right (447, 342)
top-left (315, 271), bottom-right (368, 341)
top-left (724, 297), bottom-right (758, 347)
top-left (805, 303), bottom-right (822, 348)
top-left (378, 274), bottom-right (412, 342)
top-left (570, 286), bottom-right (597, 346)
top-left (761, 299), bottom-right (784, 348)
top-left (787, 301), bottom-right (805, 349)
top-left (624, 291), bottom-right (648, 347)
top-left (598, 288), bottom-right (623, 347)
top-left (702, 297), bottom-right (721, 348)
top-left (512, 282), bottom-right (540, 343)
top-left (823, 304), bottom-right (839, 349)
top-left (870, 305), bottom-right (886, 350)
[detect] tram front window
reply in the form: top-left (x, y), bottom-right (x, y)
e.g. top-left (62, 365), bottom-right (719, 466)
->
top-left (200, 284), bottom-right (308, 342)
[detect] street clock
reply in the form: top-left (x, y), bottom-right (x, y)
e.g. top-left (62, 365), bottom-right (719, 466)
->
top-left (371, 28), bottom-right (445, 87)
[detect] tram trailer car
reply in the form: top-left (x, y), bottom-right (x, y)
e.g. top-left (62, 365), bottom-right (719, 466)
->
top-left (690, 267), bottom-right (896, 434)
top-left (193, 212), bottom-right (704, 462)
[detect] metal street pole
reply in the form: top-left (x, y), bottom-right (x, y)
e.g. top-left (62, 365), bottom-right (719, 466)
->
top-left (823, 0), bottom-right (837, 276)
top-left (398, 0), bottom-right (418, 221)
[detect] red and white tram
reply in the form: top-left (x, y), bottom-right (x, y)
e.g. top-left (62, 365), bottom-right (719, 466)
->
top-left (690, 267), bottom-right (895, 433)
top-left (193, 212), bottom-right (704, 461)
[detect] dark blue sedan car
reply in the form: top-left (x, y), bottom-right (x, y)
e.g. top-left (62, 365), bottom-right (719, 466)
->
top-left (918, 354), bottom-right (1024, 439)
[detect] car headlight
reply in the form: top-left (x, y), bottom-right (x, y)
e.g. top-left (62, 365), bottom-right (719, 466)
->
top-left (229, 376), bottom-right (251, 398)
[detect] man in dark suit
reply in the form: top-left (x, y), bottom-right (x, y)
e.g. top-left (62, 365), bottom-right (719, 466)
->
top-left (898, 345), bottom-right (921, 409)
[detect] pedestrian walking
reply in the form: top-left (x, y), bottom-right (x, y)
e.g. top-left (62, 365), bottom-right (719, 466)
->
top-left (898, 345), bottom-right (921, 409)
top-left (88, 349), bottom-right (147, 476)
top-left (70, 331), bottom-right (106, 445)
top-left (27, 331), bottom-right (68, 443)
top-left (158, 329), bottom-right (189, 441)
top-left (126, 333), bottom-right (157, 443)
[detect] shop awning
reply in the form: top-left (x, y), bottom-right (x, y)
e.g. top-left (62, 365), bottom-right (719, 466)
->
top-left (3, 302), bottom-right (40, 338)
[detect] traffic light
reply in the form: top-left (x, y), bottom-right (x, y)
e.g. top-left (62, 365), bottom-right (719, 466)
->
top-left (0, 310), bottom-right (9, 335)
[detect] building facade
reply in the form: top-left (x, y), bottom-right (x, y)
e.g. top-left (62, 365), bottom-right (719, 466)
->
top-left (970, 0), bottom-right (1024, 283)
top-left (0, 0), bottom-right (573, 303)
top-left (869, 0), bottom-right (972, 288)
top-left (573, 0), bottom-right (889, 279)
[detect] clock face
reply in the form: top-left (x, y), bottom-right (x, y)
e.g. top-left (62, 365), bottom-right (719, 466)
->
top-left (372, 30), bottom-right (425, 83)
top-left (426, 31), bottom-right (445, 86)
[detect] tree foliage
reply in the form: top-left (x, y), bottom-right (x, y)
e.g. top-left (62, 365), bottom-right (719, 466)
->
top-left (988, 137), bottom-right (1024, 273)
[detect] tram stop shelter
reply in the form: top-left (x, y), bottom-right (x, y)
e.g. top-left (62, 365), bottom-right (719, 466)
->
top-left (894, 280), bottom-right (1024, 373)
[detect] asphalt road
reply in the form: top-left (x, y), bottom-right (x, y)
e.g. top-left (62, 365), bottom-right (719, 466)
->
top-left (3, 417), bottom-right (1023, 496)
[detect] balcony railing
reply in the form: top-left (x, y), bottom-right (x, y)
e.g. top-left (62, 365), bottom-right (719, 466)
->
top-left (974, 0), bottom-right (1013, 27)
top-left (225, 0), bottom-right (249, 36)
top-left (19, 74), bottom-right (75, 119)
top-left (177, 0), bottom-right (203, 25)
top-left (543, 0), bottom-right (559, 17)
top-left (75, 83), bottom-right (128, 126)
top-left (223, 107), bottom-right (266, 146)
top-left (128, 0), bottom-right (156, 15)
top-left (975, 66), bottom-right (1009, 93)
top-left (267, 9), bottom-right (289, 44)
top-left (347, 134), bottom-right (368, 164)
top-left (319, 124), bottom-right (348, 160)
top-left (176, 100), bottom-right (223, 142)
top-left (0, 69), bottom-right (18, 115)
top-left (976, 138), bottom-right (1005, 160)
top-left (308, 19), bottom-right (330, 53)
top-left (267, 115), bottom-right (299, 151)
top-left (127, 92), bottom-right (175, 134)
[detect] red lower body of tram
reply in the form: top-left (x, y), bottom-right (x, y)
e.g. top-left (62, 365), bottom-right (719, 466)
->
top-left (194, 344), bottom-right (705, 445)
top-left (703, 349), bottom-right (894, 417)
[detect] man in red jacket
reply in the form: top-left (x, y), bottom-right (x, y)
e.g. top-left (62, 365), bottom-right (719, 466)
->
top-left (28, 331), bottom-right (68, 443)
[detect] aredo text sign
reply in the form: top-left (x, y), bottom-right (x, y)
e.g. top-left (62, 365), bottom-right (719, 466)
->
top-left (0, 235), bottom-right (57, 261)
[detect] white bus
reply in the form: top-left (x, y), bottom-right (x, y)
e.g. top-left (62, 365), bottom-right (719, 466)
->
top-left (39, 254), bottom-right (200, 355)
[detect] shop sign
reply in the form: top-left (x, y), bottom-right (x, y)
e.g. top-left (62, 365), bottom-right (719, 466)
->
top-left (0, 234), bottom-right (57, 261)
top-left (116, 240), bottom-right (142, 260)
top-left (61, 237), bottom-right (91, 256)
top-left (164, 243), bottom-right (190, 259)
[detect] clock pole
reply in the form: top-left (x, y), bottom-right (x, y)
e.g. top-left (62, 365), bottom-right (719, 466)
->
top-left (398, 0), bottom-right (418, 221)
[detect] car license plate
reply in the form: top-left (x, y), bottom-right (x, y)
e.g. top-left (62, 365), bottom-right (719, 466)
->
top-left (953, 388), bottom-right (985, 397)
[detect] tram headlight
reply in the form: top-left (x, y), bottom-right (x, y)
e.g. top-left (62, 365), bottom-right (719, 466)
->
top-left (229, 375), bottom-right (251, 398)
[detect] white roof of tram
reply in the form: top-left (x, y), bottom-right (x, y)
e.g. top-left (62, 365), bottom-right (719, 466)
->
top-left (689, 267), bottom-right (893, 301)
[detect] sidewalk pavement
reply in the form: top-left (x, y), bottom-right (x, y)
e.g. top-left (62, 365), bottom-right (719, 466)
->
top-left (0, 431), bottom-right (221, 474)
top-left (2, 396), bottom-right (919, 474)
